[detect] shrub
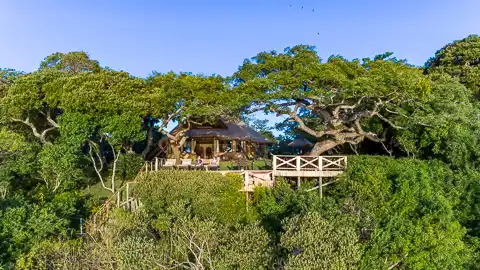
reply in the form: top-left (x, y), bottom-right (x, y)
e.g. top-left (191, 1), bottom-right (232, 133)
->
top-left (280, 211), bottom-right (362, 269)
top-left (135, 170), bottom-right (254, 225)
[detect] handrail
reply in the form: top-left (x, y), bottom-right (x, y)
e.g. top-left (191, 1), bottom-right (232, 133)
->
top-left (273, 155), bottom-right (347, 171)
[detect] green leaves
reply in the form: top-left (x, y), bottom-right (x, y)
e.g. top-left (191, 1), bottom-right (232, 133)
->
top-left (426, 34), bottom-right (480, 93)
top-left (281, 212), bottom-right (362, 270)
top-left (336, 156), bottom-right (474, 269)
top-left (135, 171), bottom-right (252, 225)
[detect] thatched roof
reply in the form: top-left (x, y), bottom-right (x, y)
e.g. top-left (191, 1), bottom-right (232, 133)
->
top-left (288, 137), bottom-right (313, 148)
top-left (172, 118), bottom-right (273, 144)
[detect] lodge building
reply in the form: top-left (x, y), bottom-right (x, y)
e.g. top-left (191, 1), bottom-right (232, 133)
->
top-left (157, 118), bottom-right (273, 160)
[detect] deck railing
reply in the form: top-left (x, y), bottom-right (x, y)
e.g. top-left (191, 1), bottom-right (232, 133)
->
top-left (273, 155), bottom-right (347, 171)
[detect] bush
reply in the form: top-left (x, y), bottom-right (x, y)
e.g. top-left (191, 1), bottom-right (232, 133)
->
top-left (335, 156), bottom-right (474, 269)
top-left (280, 211), bottom-right (362, 269)
top-left (135, 170), bottom-right (254, 225)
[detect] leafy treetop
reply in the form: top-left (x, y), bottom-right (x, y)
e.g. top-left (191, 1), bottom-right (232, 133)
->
top-left (425, 34), bottom-right (480, 92)
top-left (233, 45), bottom-right (430, 154)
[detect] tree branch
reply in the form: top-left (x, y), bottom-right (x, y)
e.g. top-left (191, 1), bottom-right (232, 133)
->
top-left (12, 112), bottom-right (59, 144)
top-left (12, 116), bottom-right (46, 143)
top-left (287, 104), bottom-right (324, 138)
top-left (158, 106), bottom-right (184, 133)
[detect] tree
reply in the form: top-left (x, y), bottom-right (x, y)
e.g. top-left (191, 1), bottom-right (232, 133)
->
top-left (147, 72), bottom-right (238, 164)
top-left (426, 34), bottom-right (480, 93)
top-left (0, 53), bottom-right (149, 194)
top-left (334, 156), bottom-right (474, 269)
top-left (233, 46), bottom-right (430, 155)
top-left (39, 51), bottom-right (101, 73)
top-left (396, 73), bottom-right (480, 168)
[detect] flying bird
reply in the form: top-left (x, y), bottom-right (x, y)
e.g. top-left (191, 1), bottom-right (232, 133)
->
top-left (312, 9), bottom-right (315, 12)
top-left (317, 33), bottom-right (320, 35)
top-left (301, 6), bottom-right (303, 9)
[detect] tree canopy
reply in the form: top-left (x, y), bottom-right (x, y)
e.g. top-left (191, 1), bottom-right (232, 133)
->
top-left (233, 46), bottom-right (430, 155)
top-left (426, 34), bottom-right (480, 93)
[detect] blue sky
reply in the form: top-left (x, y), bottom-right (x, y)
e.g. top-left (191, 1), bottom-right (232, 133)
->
top-left (1, 0), bottom-right (479, 132)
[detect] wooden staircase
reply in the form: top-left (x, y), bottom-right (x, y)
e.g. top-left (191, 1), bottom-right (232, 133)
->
top-left (85, 162), bottom-right (152, 234)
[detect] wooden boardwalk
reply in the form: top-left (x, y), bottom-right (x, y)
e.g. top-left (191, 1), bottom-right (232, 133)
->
top-left (239, 155), bottom-right (347, 193)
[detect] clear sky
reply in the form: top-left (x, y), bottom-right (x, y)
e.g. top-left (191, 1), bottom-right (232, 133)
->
top-left (1, 0), bottom-right (479, 131)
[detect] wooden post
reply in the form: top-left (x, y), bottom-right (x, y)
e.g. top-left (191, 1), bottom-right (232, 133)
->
top-left (191, 140), bottom-right (196, 154)
top-left (244, 172), bottom-right (249, 188)
top-left (297, 176), bottom-right (301, 188)
top-left (232, 140), bottom-right (237, 152)
top-left (319, 177), bottom-right (323, 198)
top-left (319, 156), bottom-right (323, 171)
top-left (116, 190), bottom-right (121, 208)
top-left (296, 156), bottom-right (300, 171)
top-left (155, 157), bottom-right (159, 171)
top-left (126, 183), bottom-right (130, 211)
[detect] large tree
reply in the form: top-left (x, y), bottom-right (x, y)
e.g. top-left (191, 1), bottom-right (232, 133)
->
top-left (0, 52), bottom-right (149, 193)
top-left (233, 46), bottom-right (430, 155)
top-left (426, 34), bottom-right (480, 93)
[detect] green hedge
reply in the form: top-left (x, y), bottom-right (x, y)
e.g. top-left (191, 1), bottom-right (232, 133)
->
top-left (135, 170), bottom-right (255, 225)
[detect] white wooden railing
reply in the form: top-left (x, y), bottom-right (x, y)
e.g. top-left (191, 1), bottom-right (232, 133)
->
top-left (273, 155), bottom-right (347, 171)
top-left (142, 157), bottom-right (166, 173)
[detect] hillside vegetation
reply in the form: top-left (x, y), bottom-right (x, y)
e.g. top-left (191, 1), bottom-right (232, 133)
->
top-left (1, 35), bottom-right (480, 269)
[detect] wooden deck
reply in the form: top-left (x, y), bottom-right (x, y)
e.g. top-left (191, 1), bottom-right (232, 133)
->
top-left (142, 155), bottom-right (348, 193)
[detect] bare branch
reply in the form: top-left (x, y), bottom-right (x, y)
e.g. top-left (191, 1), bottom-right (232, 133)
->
top-left (385, 108), bottom-right (409, 118)
top-left (158, 106), bottom-right (185, 132)
top-left (12, 113), bottom-right (58, 144)
top-left (247, 101), bottom-right (304, 114)
top-left (45, 111), bottom-right (59, 128)
top-left (371, 111), bottom-right (405, 129)
top-left (88, 142), bottom-right (113, 193)
top-left (287, 104), bottom-right (324, 138)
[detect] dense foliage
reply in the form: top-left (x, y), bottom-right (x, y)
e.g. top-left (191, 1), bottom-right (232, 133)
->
top-left (1, 35), bottom-right (480, 269)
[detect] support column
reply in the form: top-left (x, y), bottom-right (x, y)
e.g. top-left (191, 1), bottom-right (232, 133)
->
top-left (232, 140), bottom-right (237, 152)
top-left (191, 140), bottom-right (196, 155)
top-left (214, 139), bottom-right (220, 154)
top-left (297, 176), bottom-right (301, 189)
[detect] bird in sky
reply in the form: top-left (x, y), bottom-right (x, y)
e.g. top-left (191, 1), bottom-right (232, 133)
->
top-left (312, 9), bottom-right (315, 12)
top-left (301, 6), bottom-right (303, 10)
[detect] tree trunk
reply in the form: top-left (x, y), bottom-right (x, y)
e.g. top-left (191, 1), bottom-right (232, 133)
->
top-left (171, 143), bottom-right (182, 165)
top-left (309, 140), bottom-right (343, 156)
top-left (142, 126), bottom-right (154, 160)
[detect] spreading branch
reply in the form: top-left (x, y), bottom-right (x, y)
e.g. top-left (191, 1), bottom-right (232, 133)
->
top-left (158, 106), bottom-right (185, 141)
top-left (12, 111), bottom-right (59, 144)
